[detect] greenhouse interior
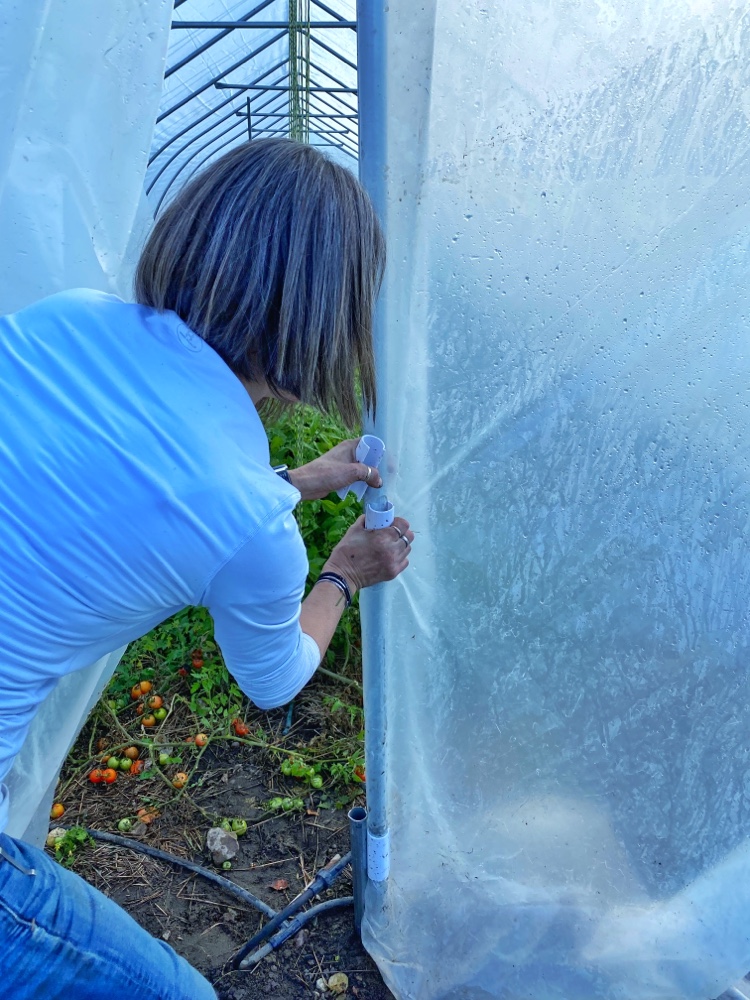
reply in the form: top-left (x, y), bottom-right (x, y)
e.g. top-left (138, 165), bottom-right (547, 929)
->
top-left (3, 1), bottom-right (750, 999)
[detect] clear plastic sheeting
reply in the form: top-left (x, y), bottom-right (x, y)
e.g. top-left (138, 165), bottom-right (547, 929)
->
top-left (0, 0), bottom-right (171, 842)
top-left (361, 2), bottom-right (750, 998)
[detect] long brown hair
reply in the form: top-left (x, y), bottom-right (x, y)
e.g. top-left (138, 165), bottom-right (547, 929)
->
top-left (134, 139), bottom-right (384, 427)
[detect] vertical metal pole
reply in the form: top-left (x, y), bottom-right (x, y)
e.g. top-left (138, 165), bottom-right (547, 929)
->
top-left (348, 806), bottom-right (368, 933)
top-left (356, 0), bottom-right (390, 887)
top-left (246, 97), bottom-right (253, 140)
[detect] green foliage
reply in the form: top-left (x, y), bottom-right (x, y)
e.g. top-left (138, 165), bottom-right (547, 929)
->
top-left (187, 664), bottom-right (243, 727)
top-left (110, 606), bottom-right (216, 699)
top-left (47, 826), bottom-right (92, 867)
top-left (322, 694), bottom-right (364, 731)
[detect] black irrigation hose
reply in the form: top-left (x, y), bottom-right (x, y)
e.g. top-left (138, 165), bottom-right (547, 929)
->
top-left (227, 851), bottom-right (352, 970)
top-left (82, 828), bottom-right (277, 918)
top-left (77, 828), bottom-right (354, 971)
top-left (236, 897), bottom-right (354, 968)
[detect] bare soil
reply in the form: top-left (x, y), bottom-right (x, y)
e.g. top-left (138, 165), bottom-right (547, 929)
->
top-left (53, 677), bottom-right (394, 1000)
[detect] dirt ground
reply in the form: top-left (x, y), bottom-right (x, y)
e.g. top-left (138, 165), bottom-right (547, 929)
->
top-left (53, 677), bottom-right (395, 1000)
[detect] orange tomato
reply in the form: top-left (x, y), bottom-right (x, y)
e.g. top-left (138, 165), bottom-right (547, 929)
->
top-left (123, 746), bottom-right (139, 761)
top-left (172, 772), bottom-right (188, 789)
top-left (50, 803), bottom-right (65, 819)
top-left (130, 683), bottom-right (142, 700)
top-left (147, 695), bottom-right (163, 710)
top-left (191, 658), bottom-right (204, 670)
top-left (130, 760), bottom-right (145, 775)
top-left (138, 680), bottom-right (153, 694)
top-left (101, 768), bottom-right (118, 784)
top-left (89, 768), bottom-right (104, 784)
top-left (194, 733), bottom-right (208, 747)
top-left (141, 714), bottom-right (156, 728)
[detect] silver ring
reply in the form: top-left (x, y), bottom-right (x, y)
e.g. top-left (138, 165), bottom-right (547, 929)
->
top-left (400, 535), bottom-right (409, 548)
top-left (392, 525), bottom-right (404, 539)
top-left (364, 465), bottom-right (374, 485)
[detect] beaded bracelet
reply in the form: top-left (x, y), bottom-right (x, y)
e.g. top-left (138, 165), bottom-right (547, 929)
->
top-left (316, 571), bottom-right (352, 608)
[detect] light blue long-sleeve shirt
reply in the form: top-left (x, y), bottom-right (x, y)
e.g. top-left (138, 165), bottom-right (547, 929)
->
top-left (0, 289), bottom-right (320, 832)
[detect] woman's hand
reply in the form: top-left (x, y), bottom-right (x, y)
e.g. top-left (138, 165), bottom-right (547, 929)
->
top-left (289, 439), bottom-right (382, 501)
top-left (322, 515), bottom-right (414, 594)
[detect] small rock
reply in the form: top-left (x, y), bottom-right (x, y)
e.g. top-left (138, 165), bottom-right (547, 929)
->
top-left (206, 827), bottom-right (240, 865)
top-left (161, 929), bottom-right (171, 941)
top-left (316, 978), bottom-right (327, 992)
top-left (328, 973), bottom-right (348, 995)
top-left (223, 908), bottom-right (238, 923)
top-left (45, 827), bottom-right (66, 848)
top-left (293, 929), bottom-right (307, 948)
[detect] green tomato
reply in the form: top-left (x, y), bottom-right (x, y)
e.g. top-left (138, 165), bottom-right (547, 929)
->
top-left (117, 818), bottom-right (132, 833)
top-left (119, 758), bottom-right (132, 772)
top-left (153, 708), bottom-right (167, 721)
top-left (231, 818), bottom-right (247, 836)
top-left (281, 797), bottom-right (294, 811)
top-left (158, 753), bottom-right (171, 766)
top-left (222, 861), bottom-right (232, 870)
top-left (268, 797), bottom-right (283, 811)
top-left (107, 757), bottom-right (121, 770)
top-left (219, 818), bottom-right (232, 832)
top-left (310, 774), bottom-right (323, 789)
top-left (281, 759), bottom-right (291, 775)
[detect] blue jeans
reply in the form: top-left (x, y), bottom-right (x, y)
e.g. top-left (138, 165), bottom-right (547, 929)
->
top-left (0, 833), bottom-right (217, 1000)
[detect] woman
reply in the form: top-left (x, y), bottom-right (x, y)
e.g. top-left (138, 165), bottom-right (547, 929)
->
top-left (0, 139), bottom-right (413, 999)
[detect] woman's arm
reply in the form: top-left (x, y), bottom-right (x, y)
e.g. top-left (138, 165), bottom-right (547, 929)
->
top-left (287, 439), bottom-right (383, 501)
top-left (300, 514), bottom-right (414, 655)
top-left (204, 508), bottom-right (413, 710)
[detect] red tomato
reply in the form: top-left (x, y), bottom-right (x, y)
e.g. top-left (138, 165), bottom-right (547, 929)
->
top-left (101, 768), bottom-right (118, 784)
top-left (191, 658), bottom-right (204, 670)
top-left (147, 695), bottom-right (163, 710)
top-left (130, 760), bottom-right (145, 776)
top-left (231, 719), bottom-right (249, 737)
top-left (194, 733), bottom-right (208, 747)
top-left (89, 769), bottom-right (104, 784)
